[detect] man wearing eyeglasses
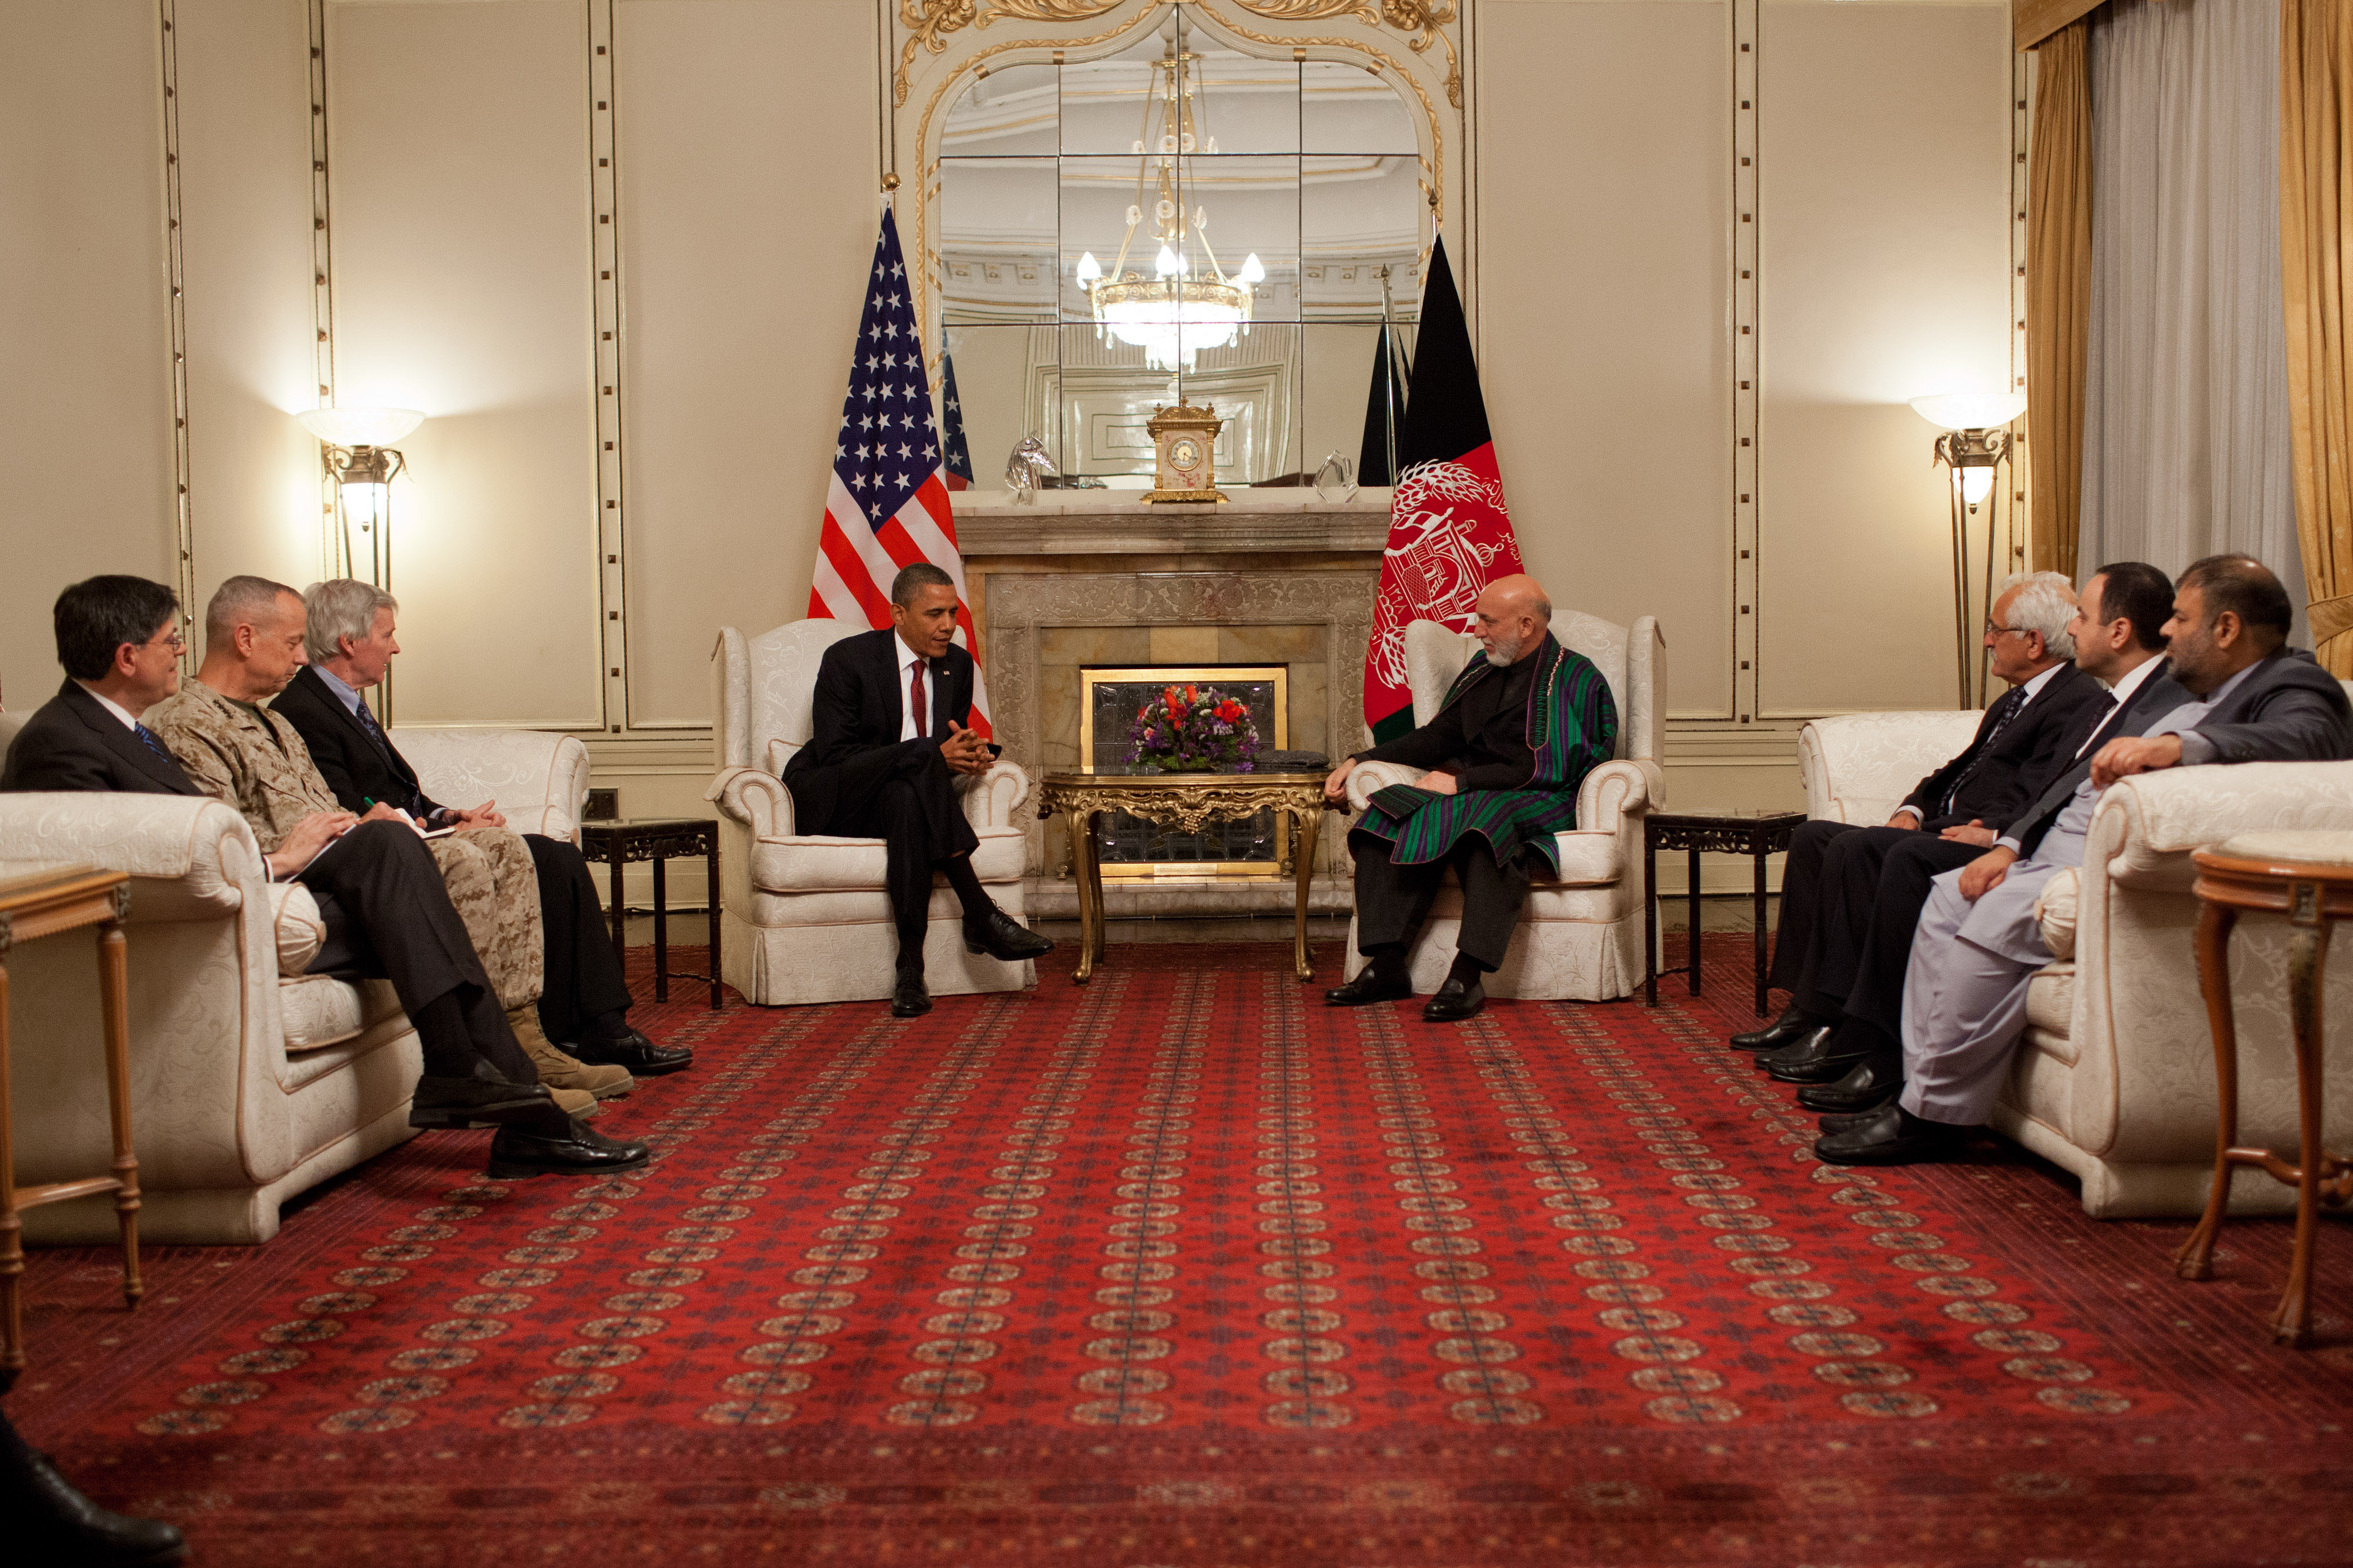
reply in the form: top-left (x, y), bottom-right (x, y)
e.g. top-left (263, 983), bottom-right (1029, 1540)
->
top-left (0, 576), bottom-right (200, 795)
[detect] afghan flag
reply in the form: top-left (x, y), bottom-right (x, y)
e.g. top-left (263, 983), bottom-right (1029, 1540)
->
top-left (1363, 235), bottom-right (1525, 746)
top-left (1356, 319), bottom-right (1408, 486)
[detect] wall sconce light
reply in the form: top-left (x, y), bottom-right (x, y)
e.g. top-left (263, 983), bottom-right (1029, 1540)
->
top-left (298, 406), bottom-right (423, 723)
top-left (1911, 392), bottom-right (2026, 709)
top-left (297, 407), bottom-right (423, 589)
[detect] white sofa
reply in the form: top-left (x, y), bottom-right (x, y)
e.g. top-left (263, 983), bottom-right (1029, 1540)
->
top-left (0, 716), bottom-right (590, 1243)
top-left (707, 620), bottom-right (1035, 1007)
top-left (1340, 613), bottom-right (1665, 1002)
top-left (1798, 708), bottom-right (2353, 1217)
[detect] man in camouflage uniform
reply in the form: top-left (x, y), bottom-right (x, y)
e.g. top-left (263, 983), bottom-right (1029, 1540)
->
top-left (148, 576), bottom-right (630, 1103)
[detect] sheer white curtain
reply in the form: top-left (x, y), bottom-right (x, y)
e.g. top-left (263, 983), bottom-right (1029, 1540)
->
top-left (2080, 0), bottom-right (2308, 638)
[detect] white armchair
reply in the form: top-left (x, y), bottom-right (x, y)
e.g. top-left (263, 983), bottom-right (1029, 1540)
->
top-left (1341, 613), bottom-right (1665, 1002)
top-left (708, 620), bottom-right (1035, 1006)
top-left (1797, 707), bottom-right (2353, 1217)
top-left (0, 715), bottom-right (589, 1243)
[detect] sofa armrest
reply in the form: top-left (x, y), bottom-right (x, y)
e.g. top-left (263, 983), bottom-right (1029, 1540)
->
top-left (1797, 711), bottom-right (1982, 824)
top-left (707, 765), bottom-right (795, 839)
top-left (0, 793), bottom-right (267, 920)
top-left (1344, 759), bottom-right (1422, 812)
top-left (2089, 760), bottom-right (2353, 892)
top-left (1576, 759), bottom-right (1658, 831)
top-left (394, 728), bottom-right (592, 845)
top-left (959, 759), bottom-right (1031, 831)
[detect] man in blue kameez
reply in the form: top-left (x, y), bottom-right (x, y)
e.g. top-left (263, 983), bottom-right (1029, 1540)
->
top-left (1323, 575), bottom-right (1618, 1021)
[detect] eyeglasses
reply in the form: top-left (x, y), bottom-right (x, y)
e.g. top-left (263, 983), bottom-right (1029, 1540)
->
top-left (147, 629), bottom-right (187, 652)
top-left (1982, 621), bottom-right (2031, 639)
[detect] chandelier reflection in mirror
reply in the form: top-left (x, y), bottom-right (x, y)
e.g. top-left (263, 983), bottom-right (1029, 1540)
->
top-left (1076, 48), bottom-right (1264, 373)
top-left (934, 9), bottom-right (1430, 488)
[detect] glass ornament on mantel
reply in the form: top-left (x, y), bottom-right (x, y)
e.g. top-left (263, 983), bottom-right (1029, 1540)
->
top-left (1314, 451), bottom-right (1357, 504)
top-left (1005, 435), bottom-right (1058, 503)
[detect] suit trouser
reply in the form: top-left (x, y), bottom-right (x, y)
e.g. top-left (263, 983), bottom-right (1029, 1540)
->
top-left (1350, 829), bottom-right (1532, 972)
top-left (1830, 833), bottom-right (1990, 1042)
top-left (1766, 818), bottom-right (1858, 995)
top-left (299, 820), bottom-right (535, 1084)
top-left (1898, 856), bottom-right (2063, 1126)
top-left (806, 741), bottom-right (982, 958)
top-left (526, 832), bottom-right (634, 1044)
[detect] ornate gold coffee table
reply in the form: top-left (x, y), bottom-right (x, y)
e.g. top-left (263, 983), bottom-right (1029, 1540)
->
top-left (1036, 771), bottom-right (1338, 984)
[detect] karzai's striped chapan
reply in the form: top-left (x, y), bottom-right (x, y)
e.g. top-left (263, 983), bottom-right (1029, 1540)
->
top-left (1356, 633), bottom-right (1617, 875)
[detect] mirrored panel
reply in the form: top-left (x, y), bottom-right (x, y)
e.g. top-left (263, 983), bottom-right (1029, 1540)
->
top-left (940, 323), bottom-right (1057, 488)
top-left (1302, 60), bottom-right (1419, 155)
top-left (939, 156), bottom-right (1059, 323)
top-left (1059, 14), bottom-right (1180, 156)
top-left (942, 63), bottom-right (1058, 156)
top-left (1300, 155), bottom-right (1422, 320)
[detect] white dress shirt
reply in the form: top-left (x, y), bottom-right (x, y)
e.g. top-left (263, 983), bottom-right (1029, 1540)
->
top-left (73, 682), bottom-right (142, 731)
top-left (1891, 661), bottom-right (2067, 827)
top-left (895, 632), bottom-right (935, 742)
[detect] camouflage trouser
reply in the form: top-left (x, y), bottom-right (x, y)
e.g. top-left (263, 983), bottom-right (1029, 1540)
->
top-left (427, 828), bottom-right (545, 1009)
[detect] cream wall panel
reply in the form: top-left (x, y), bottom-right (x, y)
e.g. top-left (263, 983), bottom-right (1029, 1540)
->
top-left (615, 0), bottom-right (880, 727)
top-left (1757, 0), bottom-right (2012, 716)
top-left (1472, 1), bottom-right (1734, 719)
top-left (179, 0), bottom-right (320, 603)
top-left (0, 0), bottom-right (175, 706)
top-left (326, 0), bottom-right (602, 727)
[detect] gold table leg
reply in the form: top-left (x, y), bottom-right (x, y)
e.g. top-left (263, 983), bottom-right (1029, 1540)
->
top-left (1069, 809), bottom-right (1099, 984)
top-left (2176, 900), bottom-right (2242, 1282)
top-left (1291, 806), bottom-right (1322, 983)
top-left (2271, 918), bottom-right (2332, 1346)
top-left (98, 917), bottom-right (141, 1310)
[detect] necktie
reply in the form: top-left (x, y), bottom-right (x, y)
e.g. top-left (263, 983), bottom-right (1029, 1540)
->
top-left (1939, 685), bottom-right (2026, 817)
top-left (909, 659), bottom-right (928, 740)
top-left (134, 723), bottom-right (174, 760)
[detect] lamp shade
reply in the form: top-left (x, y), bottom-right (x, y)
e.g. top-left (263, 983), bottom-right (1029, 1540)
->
top-left (1908, 393), bottom-right (2026, 431)
top-left (298, 407), bottom-right (425, 447)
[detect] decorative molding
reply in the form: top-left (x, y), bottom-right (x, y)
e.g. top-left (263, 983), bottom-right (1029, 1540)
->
top-left (160, 0), bottom-right (196, 649)
top-left (589, 0), bottom-right (627, 736)
top-left (895, 0), bottom-right (1126, 107)
top-left (306, 0), bottom-right (338, 580)
top-left (1731, 0), bottom-right (1757, 728)
top-left (1226, 0), bottom-right (1460, 108)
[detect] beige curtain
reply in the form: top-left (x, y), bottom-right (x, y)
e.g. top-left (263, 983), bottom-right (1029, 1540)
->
top-left (2028, 20), bottom-right (2096, 578)
top-left (2282, 0), bottom-right (2353, 674)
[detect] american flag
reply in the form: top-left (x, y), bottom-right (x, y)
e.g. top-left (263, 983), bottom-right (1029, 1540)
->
top-left (940, 352), bottom-right (974, 491)
top-left (808, 208), bottom-right (990, 737)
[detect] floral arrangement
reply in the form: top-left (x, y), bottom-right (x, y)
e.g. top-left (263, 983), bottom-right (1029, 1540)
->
top-left (1124, 683), bottom-right (1261, 773)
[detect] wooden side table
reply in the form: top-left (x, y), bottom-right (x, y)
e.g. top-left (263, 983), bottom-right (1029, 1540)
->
top-left (0, 864), bottom-right (142, 1392)
top-left (1036, 771), bottom-right (1337, 984)
top-left (578, 818), bottom-right (722, 1009)
top-left (1642, 809), bottom-right (1806, 1016)
top-left (2173, 831), bottom-right (2353, 1346)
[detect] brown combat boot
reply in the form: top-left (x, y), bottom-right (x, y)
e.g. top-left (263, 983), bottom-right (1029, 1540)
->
top-left (509, 1006), bottom-right (634, 1100)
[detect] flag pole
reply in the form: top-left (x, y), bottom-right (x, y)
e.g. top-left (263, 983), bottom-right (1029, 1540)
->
top-left (1379, 267), bottom-right (1400, 484)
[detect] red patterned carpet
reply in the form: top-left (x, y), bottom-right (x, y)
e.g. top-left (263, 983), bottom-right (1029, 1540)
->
top-left (13, 936), bottom-right (2353, 1566)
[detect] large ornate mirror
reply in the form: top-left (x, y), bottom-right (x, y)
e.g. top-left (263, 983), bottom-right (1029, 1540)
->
top-left (934, 7), bottom-right (1426, 489)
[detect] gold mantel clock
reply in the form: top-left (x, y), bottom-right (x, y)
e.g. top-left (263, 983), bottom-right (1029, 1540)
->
top-left (1143, 401), bottom-right (1226, 504)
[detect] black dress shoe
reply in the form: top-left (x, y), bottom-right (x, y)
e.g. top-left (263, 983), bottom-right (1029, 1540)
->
top-left (963, 908), bottom-right (1054, 961)
top-left (1325, 966), bottom-right (1411, 1006)
top-left (409, 1059), bottom-right (557, 1129)
top-left (1796, 1052), bottom-right (1905, 1114)
top-left (486, 1119), bottom-right (652, 1180)
top-left (1759, 1025), bottom-right (1878, 1084)
top-left (1812, 1104), bottom-right (1966, 1166)
top-left (569, 1028), bottom-right (693, 1076)
top-left (1816, 1106), bottom-right (1890, 1135)
top-left (5, 1418), bottom-right (187, 1566)
top-left (1422, 976), bottom-right (1486, 1022)
top-left (1729, 1005), bottom-right (1816, 1052)
top-left (892, 971), bottom-right (933, 1017)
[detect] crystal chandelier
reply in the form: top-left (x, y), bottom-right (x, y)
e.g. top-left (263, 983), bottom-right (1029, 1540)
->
top-left (1076, 47), bottom-right (1263, 374)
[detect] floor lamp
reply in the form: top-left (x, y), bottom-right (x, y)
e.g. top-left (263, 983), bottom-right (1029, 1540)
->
top-left (296, 407), bottom-right (424, 722)
top-left (1910, 393), bottom-right (2027, 710)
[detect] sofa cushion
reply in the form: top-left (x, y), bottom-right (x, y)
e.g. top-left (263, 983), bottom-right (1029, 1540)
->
top-left (267, 881), bottom-right (326, 975)
top-left (2035, 867), bottom-right (2079, 960)
top-left (2024, 964), bottom-right (2076, 1059)
top-left (280, 974), bottom-right (365, 1052)
top-left (750, 827), bottom-right (1026, 893)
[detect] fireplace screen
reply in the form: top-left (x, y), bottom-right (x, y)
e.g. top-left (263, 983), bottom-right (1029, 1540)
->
top-left (1078, 665), bottom-right (1289, 879)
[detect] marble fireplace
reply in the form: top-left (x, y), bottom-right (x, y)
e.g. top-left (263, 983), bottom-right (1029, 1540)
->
top-left (955, 490), bottom-right (1390, 923)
